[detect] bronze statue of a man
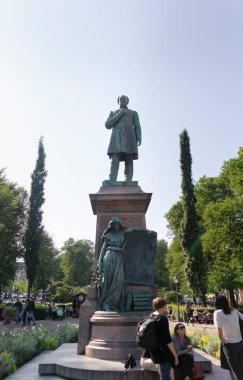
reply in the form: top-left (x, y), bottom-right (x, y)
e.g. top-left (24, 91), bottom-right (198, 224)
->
top-left (105, 95), bottom-right (142, 182)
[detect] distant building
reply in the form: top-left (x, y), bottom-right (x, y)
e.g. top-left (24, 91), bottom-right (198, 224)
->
top-left (15, 258), bottom-right (27, 281)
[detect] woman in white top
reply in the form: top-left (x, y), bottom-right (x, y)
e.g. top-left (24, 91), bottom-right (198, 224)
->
top-left (214, 295), bottom-right (243, 380)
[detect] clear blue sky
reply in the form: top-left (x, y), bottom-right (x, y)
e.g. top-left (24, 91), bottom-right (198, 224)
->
top-left (0, 0), bottom-right (242, 249)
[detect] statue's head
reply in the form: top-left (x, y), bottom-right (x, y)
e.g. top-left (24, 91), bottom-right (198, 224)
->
top-left (108, 216), bottom-right (125, 231)
top-left (117, 95), bottom-right (129, 107)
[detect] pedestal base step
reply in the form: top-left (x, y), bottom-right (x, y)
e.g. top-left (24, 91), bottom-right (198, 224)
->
top-left (39, 343), bottom-right (158, 380)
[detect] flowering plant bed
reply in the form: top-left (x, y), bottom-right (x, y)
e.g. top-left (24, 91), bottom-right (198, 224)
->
top-left (0, 323), bottom-right (78, 375)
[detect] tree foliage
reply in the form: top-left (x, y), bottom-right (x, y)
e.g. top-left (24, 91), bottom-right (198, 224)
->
top-left (155, 239), bottom-right (169, 288)
top-left (60, 238), bottom-right (94, 287)
top-left (0, 170), bottom-right (28, 289)
top-left (179, 129), bottom-right (207, 300)
top-left (33, 229), bottom-right (60, 293)
top-left (24, 137), bottom-right (47, 294)
top-left (199, 148), bottom-right (243, 305)
top-left (166, 147), bottom-right (242, 303)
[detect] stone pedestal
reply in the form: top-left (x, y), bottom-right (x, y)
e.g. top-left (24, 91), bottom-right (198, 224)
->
top-left (85, 311), bottom-right (148, 360)
top-left (77, 286), bottom-right (98, 355)
top-left (82, 182), bottom-right (155, 361)
top-left (89, 184), bottom-right (152, 263)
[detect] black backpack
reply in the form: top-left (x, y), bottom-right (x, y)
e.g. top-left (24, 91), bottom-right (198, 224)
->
top-left (124, 353), bottom-right (136, 371)
top-left (136, 314), bottom-right (160, 351)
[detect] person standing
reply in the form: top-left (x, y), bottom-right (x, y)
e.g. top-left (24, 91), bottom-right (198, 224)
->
top-left (184, 301), bottom-right (192, 325)
top-left (214, 295), bottom-right (243, 380)
top-left (167, 306), bottom-right (175, 321)
top-left (105, 95), bottom-right (142, 182)
top-left (149, 297), bottom-right (179, 380)
top-left (14, 297), bottom-right (23, 324)
top-left (25, 296), bottom-right (36, 326)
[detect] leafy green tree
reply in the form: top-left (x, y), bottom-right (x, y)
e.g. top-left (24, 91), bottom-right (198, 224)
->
top-left (165, 239), bottom-right (189, 295)
top-left (179, 129), bottom-right (207, 303)
top-left (155, 239), bottom-right (169, 288)
top-left (60, 238), bottom-right (94, 287)
top-left (165, 201), bottom-right (184, 239)
top-left (11, 281), bottom-right (28, 294)
top-left (163, 290), bottom-right (178, 304)
top-left (165, 202), bottom-right (192, 295)
top-left (201, 148), bottom-right (243, 305)
top-left (24, 137), bottom-right (47, 295)
top-left (33, 229), bottom-right (60, 294)
top-left (0, 170), bottom-right (28, 290)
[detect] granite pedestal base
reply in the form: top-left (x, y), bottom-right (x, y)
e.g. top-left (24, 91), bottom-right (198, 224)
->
top-left (89, 184), bottom-right (152, 263)
top-left (39, 344), bottom-right (212, 380)
top-left (85, 311), bottom-right (148, 360)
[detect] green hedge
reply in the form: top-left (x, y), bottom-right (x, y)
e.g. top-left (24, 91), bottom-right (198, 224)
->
top-left (0, 304), bottom-right (48, 321)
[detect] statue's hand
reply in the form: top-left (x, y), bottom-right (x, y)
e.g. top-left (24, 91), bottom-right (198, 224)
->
top-left (97, 261), bottom-right (103, 272)
top-left (137, 139), bottom-right (141, 146)
top-left (120, 108), bottom-right (128, 115)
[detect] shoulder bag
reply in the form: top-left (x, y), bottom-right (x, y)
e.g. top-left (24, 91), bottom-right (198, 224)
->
top-left (236, 310), bottom-right (243, 338)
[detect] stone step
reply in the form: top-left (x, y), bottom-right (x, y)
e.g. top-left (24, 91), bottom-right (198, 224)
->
top-left (39, 344), bottom-right (212, 380)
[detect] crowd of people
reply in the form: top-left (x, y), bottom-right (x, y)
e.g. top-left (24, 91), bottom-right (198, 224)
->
top-left (140, 295), bottom-right (243, 380)
top-left (13, 296), bottom-right (36, 326)
top-left (183, 301), bottom-right (214, 325)
top-left (8, 298), bottom-right (75, 325)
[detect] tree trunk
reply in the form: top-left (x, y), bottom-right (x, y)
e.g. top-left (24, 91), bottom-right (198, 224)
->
top-left (229, 289), bottom-right (237, 307)
top-left (201, 294), bottom-right (207, 307)
top-left (27, 281), bottom-right (31, 297)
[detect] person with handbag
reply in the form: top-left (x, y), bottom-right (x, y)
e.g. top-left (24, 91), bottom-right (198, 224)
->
top-left (214, 295), bottom-right (243, 380)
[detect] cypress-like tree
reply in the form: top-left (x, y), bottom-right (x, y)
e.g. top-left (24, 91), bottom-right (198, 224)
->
top-left (179, 129), bottom-right (207, 303)
top-left (25, 137), bottom-right (47, 295)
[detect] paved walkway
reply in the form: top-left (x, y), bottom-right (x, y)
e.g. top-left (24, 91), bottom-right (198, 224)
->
top-left (5, 352), bottom-right (232, 380)
top-left (4, 345), bottom-right (232, 380)
top-left (1, 318), bottom-right (232, 379)
top-left (0, 317), bottom-right (79, 332)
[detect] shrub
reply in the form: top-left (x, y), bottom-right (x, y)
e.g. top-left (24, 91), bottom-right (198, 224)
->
top-left (163, 291), bottom-right (178, 304)
top-left (186, 331), bottom-right (220, 359)
top-left (34, 306), bottom-right (48, 320)
top-left (40, 335), bottom-right (59, 350)
top-left (0, 324), bottom-right (78, 373)
top-left (1, 307), bottom-right (17, 325)
top-left (0, 351), bottom-right (16, 377)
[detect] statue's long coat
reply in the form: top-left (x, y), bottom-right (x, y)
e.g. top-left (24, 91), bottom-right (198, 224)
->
top-left (105, 107), bottom-right (142, 161)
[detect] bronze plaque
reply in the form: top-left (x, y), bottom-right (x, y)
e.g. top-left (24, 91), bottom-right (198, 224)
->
top-left (124, 228), bottom-right (157, 285)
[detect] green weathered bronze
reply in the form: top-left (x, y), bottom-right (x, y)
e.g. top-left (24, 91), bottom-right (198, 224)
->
top-left (95, 217), bottom-right (157, 312)
top-left (105, 95), bottom-right (142, 183)
top-left (96, 217), bottom-right (126, 311)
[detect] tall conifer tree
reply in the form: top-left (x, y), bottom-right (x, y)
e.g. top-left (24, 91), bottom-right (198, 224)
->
top-left (179, 129), bottom-right (207, 303)
top-left (25, 137), bottom-right (47, 295)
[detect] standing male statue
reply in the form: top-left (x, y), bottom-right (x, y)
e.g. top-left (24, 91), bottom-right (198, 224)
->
top-left (105, 95), bottom-right (142, 182)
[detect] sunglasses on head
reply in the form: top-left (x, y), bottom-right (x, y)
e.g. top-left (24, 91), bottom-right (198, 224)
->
top-left (177, 325), bottom-right (185, 330)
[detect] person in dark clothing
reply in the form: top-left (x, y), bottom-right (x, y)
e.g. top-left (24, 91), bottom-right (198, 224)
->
top-left (14, 298), bottom-right (23, 324)
top-left (149, 297), bottom-right (178, 380)
top-left (25, 297), bottom-right (36, 326)
top-left (47, 303), bottom-right (52, 320)
top-left (172, 323), bottom-right (194, 380)
top-left (184, 302), bottom-right (192, 325)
